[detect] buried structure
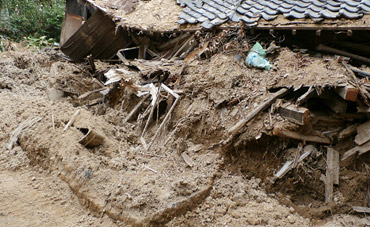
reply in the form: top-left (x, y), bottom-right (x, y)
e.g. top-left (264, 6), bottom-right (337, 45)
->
top-left (2, 0), bottom-right (370, 226)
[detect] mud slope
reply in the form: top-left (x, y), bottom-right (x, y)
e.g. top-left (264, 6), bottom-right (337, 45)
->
top-left (0, 44), bottom-right (369, 226)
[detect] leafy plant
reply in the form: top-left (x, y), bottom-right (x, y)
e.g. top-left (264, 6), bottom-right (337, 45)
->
top-left (0, 0), bottom-right (65, 42)
top-left (23, 36), bottom-right (56, 49)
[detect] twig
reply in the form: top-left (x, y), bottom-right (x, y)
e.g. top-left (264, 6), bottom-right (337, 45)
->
top-left (143, 165), bottom-right (158, 173)
top-left (63, 110), bottom-right (80, 131)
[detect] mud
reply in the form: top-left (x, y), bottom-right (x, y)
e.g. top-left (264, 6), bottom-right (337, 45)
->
top-left (0, 43), bottom-right (369, 226)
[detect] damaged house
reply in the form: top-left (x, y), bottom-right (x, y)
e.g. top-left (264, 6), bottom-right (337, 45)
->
top-left (60, 0), bottom-right (370, 63)
top-left (49, 0), bottom-right (370, 225)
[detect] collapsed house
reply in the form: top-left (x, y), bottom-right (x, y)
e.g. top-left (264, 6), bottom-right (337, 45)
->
top-left (43, 0), bottom-right (370, 225)
top-left (60, 0), bottom-right (370, 63)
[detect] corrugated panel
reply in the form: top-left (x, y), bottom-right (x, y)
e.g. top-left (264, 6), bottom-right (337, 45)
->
top-left (60, 10), bottom-right (130, 61)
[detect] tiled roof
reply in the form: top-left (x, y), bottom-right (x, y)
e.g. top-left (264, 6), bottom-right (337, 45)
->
top-left (176, 0), bottom-right (370, 28)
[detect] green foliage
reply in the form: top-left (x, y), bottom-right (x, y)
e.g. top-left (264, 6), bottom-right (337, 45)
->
top-left (0, 0), bottom-right (65, 42)
top-left (23, 36), bottom-right (56, 49)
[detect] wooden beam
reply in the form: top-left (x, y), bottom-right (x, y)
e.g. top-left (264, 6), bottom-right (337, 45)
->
top-left (277, 102), bottom-right (310, 125)
top-left (355, 120), bottom-right (370, 145)
top-left (228, 88), bottom-right (290, 135)
top-left (316, 44), bottom-right (370, 65)
top-left (334, 86), bottom-right (359, 102)
top-left (273, 125), bottom-right (331, 144)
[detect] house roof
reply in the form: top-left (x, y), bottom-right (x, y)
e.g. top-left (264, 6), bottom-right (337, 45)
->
top-left (84, 0), bottom-right (370, 32)
top-left (177, 0), bottom-right (370, 28)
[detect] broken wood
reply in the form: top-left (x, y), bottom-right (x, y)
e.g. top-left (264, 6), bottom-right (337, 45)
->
top-left (181, 152), bottom-right (194, 167)
top-left (147, 85), bottom-right (180, 150)
top-left (357, 106), bottom-right (370, 113)
top-left (277, 102), bottom-right (310, 125)
top-left (342, 140), bottom-right (370, 161)
top-left (7, 116), bottom-right (42, 150)
top-left (352, 206), bottom-right (370, 213)
top-left (316, 44), bottom-right (370, 65)
top-left (142, 87), bottom-right (161, 137)
top-left (325, 148), bottom-right (337, 203)
top-left (355, 120), bottom-right (370, 145)
top-left (63, 110), bottom-right (80, 131)
top-left (87, 54), bottom-right (96, 73)
top-left (228, 88), bottom-right (290, 135)
top-left (338, 124), bottom-right (358, 141)
top-left (295, 85), bottom-right (316, 106)
top-left (171, 35), bottom-right (195, 60)
top-left (327, 148), bottom-right (340, 185)
top-left (271, 145), bottom-right (314, 183)
top-left (123, 95), bottom-right (149, 123)
top-left (273, 125), bottom-right (331, 144)
top-left (334, 86), bottom-right (359, 102)
top-left (78, 87), bottom-right (108, 99)
top-left (350, 66), bottom-right (370, 78)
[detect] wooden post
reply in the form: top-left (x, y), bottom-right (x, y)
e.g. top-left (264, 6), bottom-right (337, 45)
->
top-left (327, 148), bottom-right (340, 185)
top-left (325, 148), bottom-right (335, 203)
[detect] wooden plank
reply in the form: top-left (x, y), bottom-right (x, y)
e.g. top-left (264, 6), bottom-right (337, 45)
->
top-left (352, 206), bottom-right (370, 213)
top-left (359, 140), bottom-right (370, 155)
top-left (338, 124), bottom-right (358, 141)
top-left (228, 88), bottom-right (290, 135)
top-left (342, 140), bottom-right (370, 161)
top-left (355, 120), bottom-right (370, 145)
top-left (273, 125), bottom-right (331, 144)
top-left (277, 102), bottom-right (310, 125)
top-left (327, 148), bottom-right (340, 185)
top-left (274, 160), bottom-right (294, 179)
top-left (357, 106), bottom-right (370, 113)
top-left (334, 86), bottom-right (359, 102)
top-left (325, 148), bottom-right (334, 203)
top-left (272, 146), bottom-right (313, 183)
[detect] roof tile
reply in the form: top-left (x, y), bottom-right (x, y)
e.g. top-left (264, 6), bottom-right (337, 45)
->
top-left (177, 0), bottom-right (370, 28)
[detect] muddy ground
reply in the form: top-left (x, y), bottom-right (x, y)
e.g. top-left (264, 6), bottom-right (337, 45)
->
top-left (0, 42), bottom-right (369, 226)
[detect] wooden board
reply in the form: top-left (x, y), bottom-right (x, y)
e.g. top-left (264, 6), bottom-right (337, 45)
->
top-left (273, 125), bottom-right (331, 144)
top-left (355, 120), bottom-right (370, 145)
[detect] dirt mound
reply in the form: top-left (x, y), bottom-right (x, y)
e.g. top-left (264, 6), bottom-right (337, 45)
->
top-left (1, 42), bottom-right (370, 226)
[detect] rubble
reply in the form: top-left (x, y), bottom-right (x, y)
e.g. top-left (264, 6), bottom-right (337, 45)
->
top-left (1, 0), bottom-right (370, 225)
